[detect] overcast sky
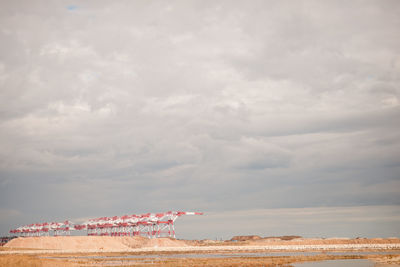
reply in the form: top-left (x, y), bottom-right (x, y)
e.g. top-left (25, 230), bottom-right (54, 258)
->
top-left (0, 0), bottom-right (399, 239)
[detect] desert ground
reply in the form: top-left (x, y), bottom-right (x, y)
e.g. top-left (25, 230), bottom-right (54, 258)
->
top-left (1, 236), bottom-right (399, 266)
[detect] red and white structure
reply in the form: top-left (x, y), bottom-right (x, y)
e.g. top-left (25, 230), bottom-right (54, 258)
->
top-left (9, 221), bottom-right (73, 237)
top-left (10, 211), bottom-right (202, 238)
top-left (75, 211), bottom-right (203, 238)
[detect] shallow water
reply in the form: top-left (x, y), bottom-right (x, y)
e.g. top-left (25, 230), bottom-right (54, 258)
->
top-left (294, 259), bottom-right (374, 267)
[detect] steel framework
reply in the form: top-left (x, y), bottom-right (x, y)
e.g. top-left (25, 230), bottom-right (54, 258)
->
top-left (9, 211), bottom-right (202, 238)
top-left (9, 221), bottom-right (72, 237)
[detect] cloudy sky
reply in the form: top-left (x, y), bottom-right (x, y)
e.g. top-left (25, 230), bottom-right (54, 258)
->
top-left (0, 0), bottom-right (399, 239)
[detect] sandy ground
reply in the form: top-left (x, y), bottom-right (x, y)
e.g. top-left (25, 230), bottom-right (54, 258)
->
top-left (1, 251), bottom-right (400, 267)
top-left (4, 236), bottom-right (187, 251)
top-left (1, 237), bottom-right (400, 266)
top-left (1, 236), bottom-right (400, 254)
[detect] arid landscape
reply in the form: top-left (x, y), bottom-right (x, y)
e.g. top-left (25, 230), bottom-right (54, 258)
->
top-left (2, 1), bottom-right (400, 266)
top-left (1, 236), bottom-right (400, 266)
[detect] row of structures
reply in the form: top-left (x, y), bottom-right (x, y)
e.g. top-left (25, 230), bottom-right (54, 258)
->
top-left (9, 211), bottom-right (203, 238)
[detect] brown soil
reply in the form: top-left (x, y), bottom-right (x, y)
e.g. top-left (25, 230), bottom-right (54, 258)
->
top-left (368, 255), bottom-right (400, 266)
top-left (230, 235), bottom-right (262, 241)
top-left (4, 236), bottom-right (187, 250)
top-left (4, 253), bottom-right (398, 267)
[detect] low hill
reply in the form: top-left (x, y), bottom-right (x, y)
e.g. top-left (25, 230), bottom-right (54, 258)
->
top-left (4, 236), bottom-right (187, 250)
top-left (230, 235), bottom-right (262, 241)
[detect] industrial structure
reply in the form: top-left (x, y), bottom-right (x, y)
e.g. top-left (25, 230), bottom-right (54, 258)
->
top-left (9, 211), bottom-right (202, 238)
top-left (9, 221), bottom-right (73, 237)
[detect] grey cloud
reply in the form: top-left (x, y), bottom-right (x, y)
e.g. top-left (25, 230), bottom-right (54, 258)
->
top-left (1, 0), bottom-right (399, 238)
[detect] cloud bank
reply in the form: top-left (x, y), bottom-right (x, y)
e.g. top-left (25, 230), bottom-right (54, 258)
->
top-left (0, 0), bottom-right (399, 238)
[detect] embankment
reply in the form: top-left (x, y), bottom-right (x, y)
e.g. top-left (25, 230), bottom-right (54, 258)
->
top-left (4, 236), bottom-right (187, 251)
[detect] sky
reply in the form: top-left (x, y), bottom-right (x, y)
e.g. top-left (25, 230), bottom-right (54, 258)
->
top-left (0, 0), bottom-right (399, 239)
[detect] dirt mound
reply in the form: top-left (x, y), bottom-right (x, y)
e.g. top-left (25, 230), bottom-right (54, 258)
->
top-left (4, 236), bottom-right (186, 250)
top-left (266, 235), bottom-right (302, 241)
top-left (231, 235), bottom-right (262, 241)
top-left (145, 238), bottom-right (187, 247)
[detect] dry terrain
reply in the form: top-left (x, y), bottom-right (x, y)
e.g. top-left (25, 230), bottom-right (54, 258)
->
top-left (4, 236), bottom-right (400, 252)
top-left (1, 236), bottom-right (399, 266)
